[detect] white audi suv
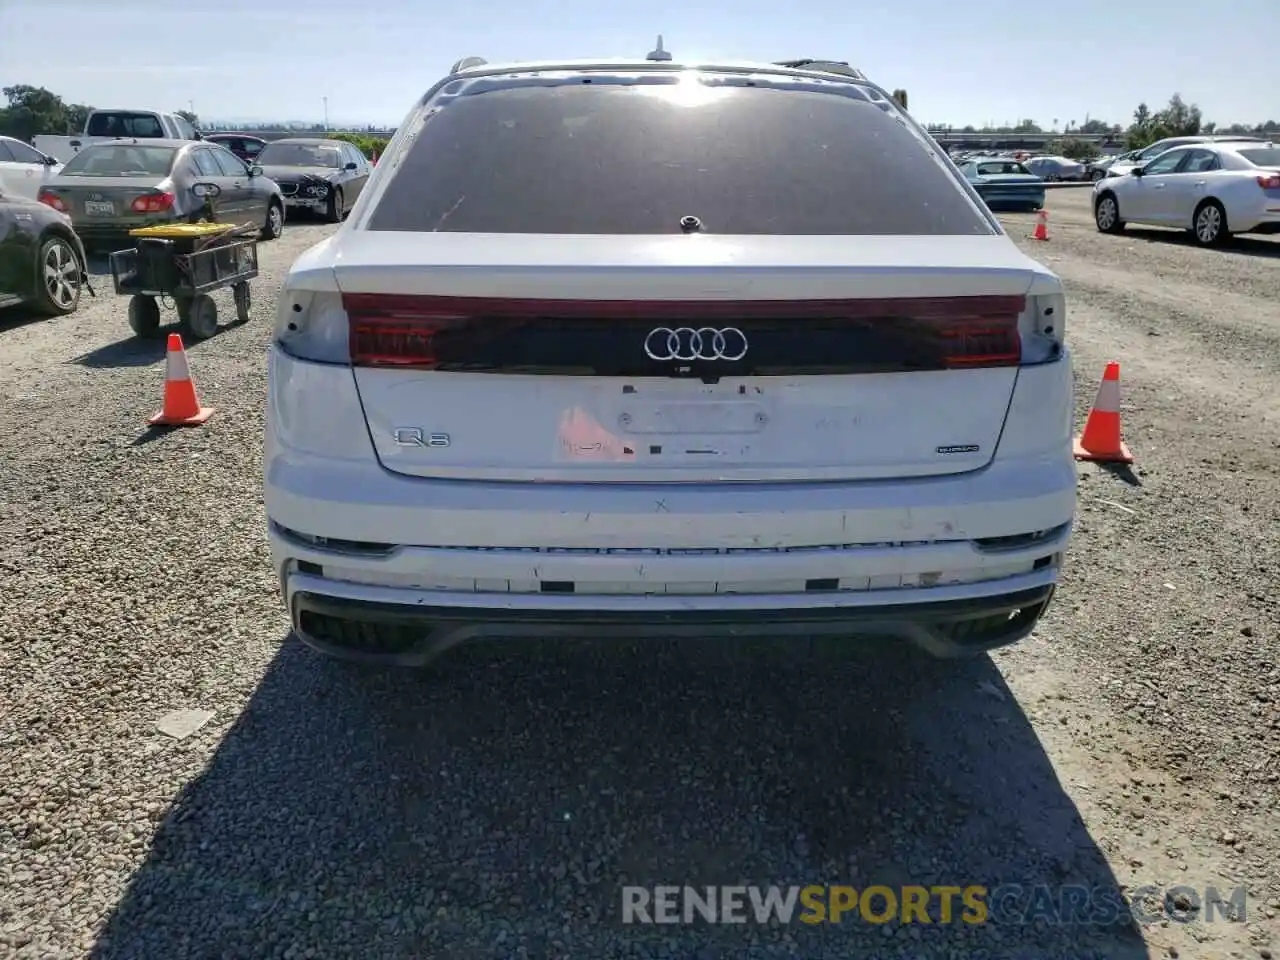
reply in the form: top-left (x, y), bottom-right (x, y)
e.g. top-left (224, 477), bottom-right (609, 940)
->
top-left (264, 53), bottom-right (1077, 665)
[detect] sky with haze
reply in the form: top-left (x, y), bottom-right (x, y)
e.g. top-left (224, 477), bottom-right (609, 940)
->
top-left (2, 0), bottom-right (1274, 129)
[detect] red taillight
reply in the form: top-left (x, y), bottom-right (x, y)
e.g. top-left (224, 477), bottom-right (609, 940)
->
top-left (37, 189), bottom-right (67, 212)
top-left (343, 294), bottom-right (1026, 371)
top-left (347, 298), bottom-right (475, 369)
top-left (130, 192), bottom-right (175, 213)
top-left (1256, 174), bottom-right (1280, 189)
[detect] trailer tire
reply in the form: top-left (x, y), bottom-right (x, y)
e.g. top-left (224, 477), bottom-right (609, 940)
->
top-left (128, 295), bottom-right (161, 339)
top-left (178, 294), bottom-right (218, 340)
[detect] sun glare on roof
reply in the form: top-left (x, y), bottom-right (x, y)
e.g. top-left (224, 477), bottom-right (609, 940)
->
top-left (637, 71), bottom-right (731, 108)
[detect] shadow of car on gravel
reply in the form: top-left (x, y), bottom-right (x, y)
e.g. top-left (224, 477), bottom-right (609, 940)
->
top-left (1120, 227), bottom-right (1280, 259)
top-left (0, 304), bottom-right (51, 333)
top-left (90, 637), bottom-right (1151, 960)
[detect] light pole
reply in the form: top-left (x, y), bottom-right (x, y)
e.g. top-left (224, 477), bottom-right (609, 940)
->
top-left (323, 97), bottom-right (330, 134)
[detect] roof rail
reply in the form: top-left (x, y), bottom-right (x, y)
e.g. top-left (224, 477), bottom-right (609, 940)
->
top-left (449, 56), bottom-right (488, 73)
top-left (774, 59), bottom-right (866, 80)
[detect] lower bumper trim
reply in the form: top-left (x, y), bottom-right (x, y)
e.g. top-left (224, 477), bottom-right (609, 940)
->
top-left (290, 584), bottom-right (1057, 666)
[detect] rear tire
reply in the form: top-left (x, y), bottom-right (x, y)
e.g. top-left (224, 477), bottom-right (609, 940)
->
top-left (128, 295), bottom-right (161, 338)
top-left (1192, 199), bottom-right (1228, 247)
top-left (179, 293), bottom-right (218, 340)
top-left (1094, 192), bottom-right (1125, 234)
top-left (33, 235), bottom-right (83, 316)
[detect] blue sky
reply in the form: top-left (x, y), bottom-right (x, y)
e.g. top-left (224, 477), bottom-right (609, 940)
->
top-left (2, 0), bottom-right (1275, 128)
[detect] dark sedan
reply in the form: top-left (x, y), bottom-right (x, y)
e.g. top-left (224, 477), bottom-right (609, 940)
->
top-left (36, 138), bottom-right (285, 250)
top-left (0, 184), bottom-right (89, 316)
top-left (203, 132), bottom-right (269, 164)
top-left (255, 137), bottom-right (370, 223)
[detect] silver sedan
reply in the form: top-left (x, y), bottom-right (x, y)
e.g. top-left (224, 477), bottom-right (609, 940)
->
top-left (35, 138), bottom-right (286, 250)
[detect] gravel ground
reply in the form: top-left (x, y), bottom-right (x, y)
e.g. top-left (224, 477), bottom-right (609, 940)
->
top-left (1, 195), bottom-right (1277, 960)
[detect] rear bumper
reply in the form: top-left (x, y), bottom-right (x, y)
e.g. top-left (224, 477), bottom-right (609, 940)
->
top-left (287, 574), bottom-right (1059, 664)
top-left (979, 193), bottom-right (1045, 208)
top-left (73, 219), bottom-right (163, 249)
top-left (265, 348), bottom-right (1077, 665)
top-left (1233, 207), bottom-right (1280, 234)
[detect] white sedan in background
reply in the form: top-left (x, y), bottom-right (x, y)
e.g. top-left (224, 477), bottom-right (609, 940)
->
top-left (1092, 140), bottom-right (1280, 246)
top-left (0, 136), bottom-right (63, 201)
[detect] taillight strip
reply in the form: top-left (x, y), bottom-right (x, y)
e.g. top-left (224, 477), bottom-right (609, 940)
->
top-left (342, 294), bottom-right (1027, 372)
top-left (342, 293), bottom-right (1027, 321)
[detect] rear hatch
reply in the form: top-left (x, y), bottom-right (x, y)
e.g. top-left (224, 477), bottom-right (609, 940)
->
top-left (331, 233), bottom-right (1045, 483)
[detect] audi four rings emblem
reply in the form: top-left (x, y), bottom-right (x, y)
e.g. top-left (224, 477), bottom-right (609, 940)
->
top-left (643, 327), bottom-right (749, 362)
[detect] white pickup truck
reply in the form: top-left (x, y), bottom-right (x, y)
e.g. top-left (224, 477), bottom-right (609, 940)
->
top-left (33, 109), bottom-right (201, 164)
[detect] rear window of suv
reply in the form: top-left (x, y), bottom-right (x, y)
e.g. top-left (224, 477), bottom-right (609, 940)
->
top-left (367, 79), bottom-right (993, 235)
top-left (86, 112), bottom-right (166, 138)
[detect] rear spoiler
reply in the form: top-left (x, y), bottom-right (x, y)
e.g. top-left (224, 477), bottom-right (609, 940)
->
top-left (773, 59), bottom-right (867, 80)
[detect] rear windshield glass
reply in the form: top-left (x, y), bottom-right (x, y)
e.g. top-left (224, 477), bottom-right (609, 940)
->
top-left (367, 80), bottom-right (992, 235)
top-left (258, 143), bottom-right (343, 167)
top-left (1239, 148), bottom-right (1280, 167)
top-left (86, 112), bottom-right (166, 138)
top-left (59, 145), bottom-right (177, 177)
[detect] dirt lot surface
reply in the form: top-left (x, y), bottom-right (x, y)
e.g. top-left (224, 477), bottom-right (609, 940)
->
top-left (1, 193), bottom-right (1277, 960)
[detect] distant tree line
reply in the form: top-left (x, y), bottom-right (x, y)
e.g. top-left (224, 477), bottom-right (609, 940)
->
top-left (923, 94), bottom-right (1278, 161)
top-left (3, 84), bottom-right (1274, 167)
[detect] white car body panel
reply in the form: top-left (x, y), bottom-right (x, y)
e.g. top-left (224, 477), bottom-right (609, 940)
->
top-left (297, 232), bottom-right (1056, 483)
top-left (0, 137), bottom-right (63, 201)
top-left (264, 56), bottom-right (1077, 663)
top-left (1098, 143), bottom-right (1280, 234)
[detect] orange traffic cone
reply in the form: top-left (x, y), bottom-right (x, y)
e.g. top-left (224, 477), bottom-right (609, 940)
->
top-left (1074, 361), bottom-right (1132, 463)
top-left (149, 333), bottom-right (214, 426)
top-left (1032, 210), bottom-right (1050, 241)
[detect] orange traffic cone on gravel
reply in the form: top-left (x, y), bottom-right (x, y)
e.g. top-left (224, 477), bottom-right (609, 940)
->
top-left (1074, 361), bottom-right (1132, 463)
top-left (1032, 209), bottom-right (1050, 241)
top-left (149, 333), bottom-right (214, 427)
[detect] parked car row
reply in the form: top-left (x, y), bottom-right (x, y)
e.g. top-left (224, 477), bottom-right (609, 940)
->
top-left (950, 149), bottom-right (1089, 183)
top-left (1089, 134), bottom-right (1271, 181)
top-left (2, 130), bottom-right (374, 318)
top-left (948, 132), bottom-right (1280, 247)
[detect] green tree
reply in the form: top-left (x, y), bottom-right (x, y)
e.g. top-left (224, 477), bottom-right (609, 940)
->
top-left (0, 84), bottom-right (70, 140)
top-left (176, 109), bottom-right (200, 129)
top-left (891, 88), bottom-right (908, 110)
top-left (1157, 93), bottom-right (1200, 136)
top-left (65, 103), bottom-right (92, 133)
top-left (327, 131), bottom-right (390, 159)
top-left (1126, 94), bottom-right (1205, 148)
top-left (1051, 137), bottom-right (1101, 161)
